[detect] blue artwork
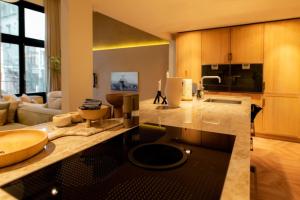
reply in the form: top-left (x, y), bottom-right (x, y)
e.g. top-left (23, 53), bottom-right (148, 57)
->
top-left (111, 72), bottom-right (138, 92)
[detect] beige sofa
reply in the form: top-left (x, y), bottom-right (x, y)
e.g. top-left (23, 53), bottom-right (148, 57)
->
top-left (0, 92), bottom-right (63, 131)
top-left (0, 104), bottom-right (62, 131)
top-left (0, 91), bottom-right (111, 131)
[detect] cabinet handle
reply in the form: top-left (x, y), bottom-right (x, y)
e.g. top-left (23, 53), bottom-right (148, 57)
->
top-left (262, 98), bottom-right (266, 108)
top-left (263, 82), bottom-right (265, 92)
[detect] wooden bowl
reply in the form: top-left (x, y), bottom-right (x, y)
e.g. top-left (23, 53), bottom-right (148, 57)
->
top-left (78, 105), bottom-right (109, 120)
top-left (78, 105), bottom-right (109, 127)
top-left (0, 129), bottom-right (48, 168)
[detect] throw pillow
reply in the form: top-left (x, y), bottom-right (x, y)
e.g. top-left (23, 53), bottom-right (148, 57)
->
top-left (0, 102), bottom-right (11, 124)
top-left (20, 94), bottom-right (32, 103)
top-left (2, 94), bottom-right (18, 102)
top-left (31, 96), bottom-right (44, 104)
top-left (7, 101), bottom-right (20, 123)
top-left (0, 102), bottom-right (10, 110)
top-left (31, 98), bottom-right (38, 104)
top-left (0, 109), bottom-right (7, 126)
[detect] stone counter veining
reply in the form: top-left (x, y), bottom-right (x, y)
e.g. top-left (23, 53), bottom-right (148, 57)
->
top-left (139, 96), bottom-right (251, 200)
top-left (0, 95), bottom-right (250, 200)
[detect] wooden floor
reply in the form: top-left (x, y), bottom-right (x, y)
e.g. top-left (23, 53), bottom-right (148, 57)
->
top-left (251, 137), bottom-right (300, 200)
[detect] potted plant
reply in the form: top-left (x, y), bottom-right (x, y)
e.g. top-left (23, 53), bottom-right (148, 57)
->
top-left (49, 56), bottom-right (61, 71)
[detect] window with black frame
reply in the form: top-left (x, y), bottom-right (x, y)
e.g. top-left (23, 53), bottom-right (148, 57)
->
top-left (0, 0), bottom-right (46, 97)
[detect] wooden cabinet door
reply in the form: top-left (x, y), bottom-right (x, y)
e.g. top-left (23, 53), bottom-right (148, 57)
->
top-left (175, 31), bottom-right (202, 84)
top-left (230, 24), bottom-right (264, 64)
top-left (262, 95), bottom-right (300, 138)
top-left (264, 19), bottom-right (300, 94)
top-left (201, 28), bottom-right (230, 64)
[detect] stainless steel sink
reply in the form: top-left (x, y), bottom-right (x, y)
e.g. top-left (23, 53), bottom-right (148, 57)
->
top-left (204, 98), bottom-right (242, 104)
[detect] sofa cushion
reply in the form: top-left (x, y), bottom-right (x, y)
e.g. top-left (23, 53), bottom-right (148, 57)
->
top-left (17, 104), bottom-right (62, 126)
top-left (47, 91), bottom-right (62, 110)
top-left (47, 98), bottom-right (61, 110)
top-left (0, 109), bottom-right (7, 126)
top-left (1, 99), bottom-right (21, 123)
top-left (0, 123), bottom-right (27, 131)
top-left (22, 102), bottom-right (46, 108)
top-left (20, 94), bottom-right (32, 103)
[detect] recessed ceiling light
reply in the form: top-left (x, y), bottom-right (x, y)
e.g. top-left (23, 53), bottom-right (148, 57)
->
top-left (185, 149), bottom-right (191, 154)
top-left (51, 188), bottom-right (58, 196)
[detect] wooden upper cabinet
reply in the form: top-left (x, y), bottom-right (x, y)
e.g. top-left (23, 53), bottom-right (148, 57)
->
top-left (264, 19), bottom-right (300, 94)
top-left (230, 24), bottom-right (264, 64)
top-left (175, 31), bottom-right (202, 83)
top-left (201, 28), bottom-right (230, 64)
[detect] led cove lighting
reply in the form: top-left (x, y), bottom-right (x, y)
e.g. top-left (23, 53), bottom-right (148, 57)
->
top-left (93, 41), bottom-right (169, 51)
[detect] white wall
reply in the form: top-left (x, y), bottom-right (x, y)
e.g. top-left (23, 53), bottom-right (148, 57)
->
top-left (93, 45), bottom-right (169, 102)
top-left (168, 40), bottom-right (176, 77)
top-left (60, 0), bottom-right (93, 112)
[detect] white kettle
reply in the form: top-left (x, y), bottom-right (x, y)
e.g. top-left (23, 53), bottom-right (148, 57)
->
top-left (165, 77), bottom-right (183, 107)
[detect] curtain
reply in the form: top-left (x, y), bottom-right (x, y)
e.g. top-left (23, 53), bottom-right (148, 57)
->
top-left (0, 11), bottom-right (2, 97)
top-left (0, 4), bottom-right (2, 97)
top-left (45, 0), bottom-right (61, 91)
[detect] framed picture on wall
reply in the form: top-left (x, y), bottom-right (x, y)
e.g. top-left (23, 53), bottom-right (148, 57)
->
top-left (111, 72), bottom-right (138, 92)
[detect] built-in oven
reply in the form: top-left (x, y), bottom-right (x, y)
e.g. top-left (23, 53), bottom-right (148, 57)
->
top-left (202, 63), bottom-right (263, 93)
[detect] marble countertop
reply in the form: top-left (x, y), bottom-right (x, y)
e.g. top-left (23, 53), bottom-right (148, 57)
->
top-left (0, 95), bottom-right (250, 200)
top-left (139, 96), bottom-right (251, 200)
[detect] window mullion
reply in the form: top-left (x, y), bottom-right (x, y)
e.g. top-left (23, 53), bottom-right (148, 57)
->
top-left (18, 3), bottom-right (25, 95)
top-left (24, 38), bottom-right (44, 48)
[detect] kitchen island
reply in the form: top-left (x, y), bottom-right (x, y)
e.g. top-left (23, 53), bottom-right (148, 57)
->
top-left (0, 95), bottom-right (250, 200)
top-left (139, 97), bottom-right (251, 200)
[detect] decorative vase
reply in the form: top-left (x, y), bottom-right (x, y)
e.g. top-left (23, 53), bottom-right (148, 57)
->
top-left (165, 77), bottom-right (183, 107)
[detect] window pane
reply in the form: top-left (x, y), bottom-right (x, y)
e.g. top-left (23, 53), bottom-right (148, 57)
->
top-left (1, 43), bottom-right (20, 94)
top-left (25, 9), bottom-right (45, 40)
top-left (25, 46), bottom-right (46, 93)
top-left (0, 1), bottom-right (19, 36)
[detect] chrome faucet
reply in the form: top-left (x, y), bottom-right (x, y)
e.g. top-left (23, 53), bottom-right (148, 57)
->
top-left (201, 76), bottom-right (222, 85)
top-left (197, 76), bottom-right (222, 98)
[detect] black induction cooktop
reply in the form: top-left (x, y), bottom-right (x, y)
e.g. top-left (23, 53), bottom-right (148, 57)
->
top-left (2, 123), bottom-right (236, 200)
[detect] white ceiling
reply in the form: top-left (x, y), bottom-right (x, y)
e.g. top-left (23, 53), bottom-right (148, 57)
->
top-left (92, 0), bottom-right (300, 40)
